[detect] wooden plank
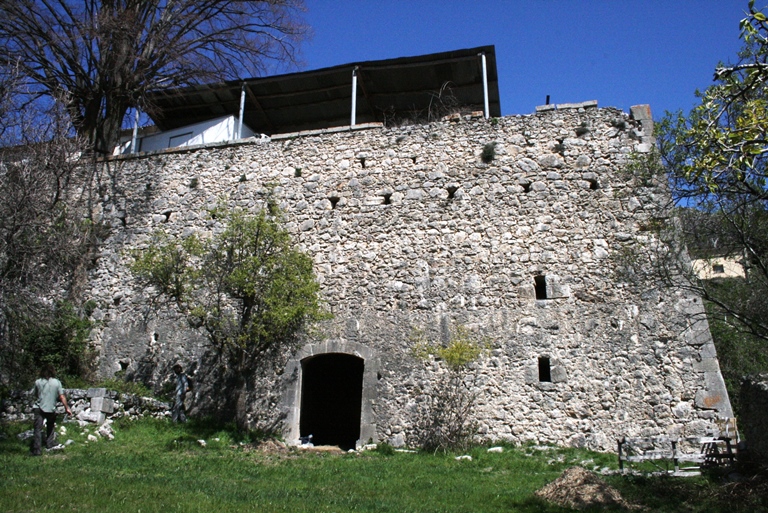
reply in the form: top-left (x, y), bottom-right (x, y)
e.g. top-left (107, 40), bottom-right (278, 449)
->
top-left (675, 455), bottom-right (705, 463)
top-left (623, 453), bottom-right (673, 463)
top-left (671, 470), bottom-right (701, 477)
top-left (622, 437), bottom-right (675, 444)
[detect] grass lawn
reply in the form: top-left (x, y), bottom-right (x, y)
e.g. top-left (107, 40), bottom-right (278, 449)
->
top-left (0, 417), bottom-right (765, 512)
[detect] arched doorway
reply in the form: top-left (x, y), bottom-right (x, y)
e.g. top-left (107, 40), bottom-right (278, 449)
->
top-left (299, 353), bottom-right (364, 450)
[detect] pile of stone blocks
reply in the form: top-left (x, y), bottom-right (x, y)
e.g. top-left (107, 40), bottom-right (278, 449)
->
top-left (76, 388), bottom-right (116, 425)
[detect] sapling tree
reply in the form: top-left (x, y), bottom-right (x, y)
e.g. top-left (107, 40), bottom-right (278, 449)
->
top-left (131, 203), bottom-right (326, 429)
top-left (411, 324), bottom-right (488, 452)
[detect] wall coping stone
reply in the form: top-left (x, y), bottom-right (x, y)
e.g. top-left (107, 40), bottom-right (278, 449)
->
top-left (535, 100), bottom-right (599, 112)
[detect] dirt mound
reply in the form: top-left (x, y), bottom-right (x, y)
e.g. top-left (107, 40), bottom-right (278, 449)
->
top-left (535, 466), bottom-right (641, 511)
top-left (299, 444), bottom-right (346, 454)
top-left (250, 439), bottom-right (346, 456)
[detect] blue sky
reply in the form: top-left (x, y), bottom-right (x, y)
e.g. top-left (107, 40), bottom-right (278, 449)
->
top-left (299, 1), bottom-right (751, 119)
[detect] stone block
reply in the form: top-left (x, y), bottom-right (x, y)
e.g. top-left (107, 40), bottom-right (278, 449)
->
top-left (78, 410), bottom-right (106, 424)
top-left (695, 388), bottom-right (727, 411)
top-left (693, 357), bottom-right (721, 373)
top-left (548, 276), bottom-right (571, 299)
top-left (87, 388), bottom-right (107, 399)
top-left (555, 100), bottom-right (597, 110)
top-left (551, 365), bottom-right (568, 383)
top-left (630, 104), bottom-right (652, 121)
top-left (699, 343), bottom-right (719, 358)
top-left (636, 143), bottom-right (653, 153)
top-left (91, 397), bottom-right (115, 414)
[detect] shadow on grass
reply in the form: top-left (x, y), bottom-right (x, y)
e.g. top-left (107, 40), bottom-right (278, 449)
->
top-left (512, 471), bottom-right (767, 513)
top-left (0, 414), bottom-right (274, 456)
top-left (608, 470), bottom-right (768, 513)
top-left (0, 420), bottom-right (33, 456)
top-left (109, 415), bottom-right (275, 452)
top-left (508, 497), bottom-right (581, 512)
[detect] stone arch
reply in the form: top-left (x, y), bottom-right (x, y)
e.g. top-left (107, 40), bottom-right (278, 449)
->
top-left (280, 340), bottom-right (378, 449)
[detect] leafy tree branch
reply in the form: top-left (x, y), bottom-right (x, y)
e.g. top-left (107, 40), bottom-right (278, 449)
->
top-left (654, 2), bottom-right (768, 344)
top-left (130, 203), bottom-right (326, 428)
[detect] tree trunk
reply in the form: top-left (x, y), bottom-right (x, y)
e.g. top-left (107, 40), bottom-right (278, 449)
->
top-left (233, 348), bottom-right (250, 431)
top-left (235, 382), bottom-right (249, 431)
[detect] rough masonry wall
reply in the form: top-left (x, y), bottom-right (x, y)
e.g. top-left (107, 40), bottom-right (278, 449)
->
top-left (88, 105), bottom-right (731, 451)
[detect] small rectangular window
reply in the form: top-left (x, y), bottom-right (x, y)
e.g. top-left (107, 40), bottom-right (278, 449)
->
top-left (168, 131), bottom-right (194, 148)
top-left (534, 275), bottom-right (547, 300)
top-left (538, 357), bottom-right (551, 382)
top-left (712, 264), bottom-right (724, 274)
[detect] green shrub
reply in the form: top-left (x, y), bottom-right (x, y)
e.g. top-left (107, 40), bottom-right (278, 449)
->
top-left (375, 442), bottom-right (396, 456)
top-left (6, 299), bottom-right (96, 386)
top-left (481, 142), bottom-right (496, 163)
top-left (411, 325), bottom-right (489, 452)
top-left (99, 377), bottom-right (154, 397)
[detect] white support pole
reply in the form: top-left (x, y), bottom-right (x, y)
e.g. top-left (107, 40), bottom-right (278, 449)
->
top-left (480, 53), bottom-right (490, 119)
top-left (130, 108), bottom-right (139, 154)
top-left (351, 67), bottom-right (358, 127)
top-left (237, 83), bottom-right (246, 140)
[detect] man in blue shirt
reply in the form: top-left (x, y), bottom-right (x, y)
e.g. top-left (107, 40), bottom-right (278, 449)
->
top-left (172, 363), bottom-right (190, 423)
top-left (31, 364), bottom-right (72, 455)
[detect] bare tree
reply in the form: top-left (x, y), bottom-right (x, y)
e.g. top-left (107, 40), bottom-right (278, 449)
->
top-left (0, 0), bottom-right (307, 153)
top-left (0, 84), bottom-right (99, 385)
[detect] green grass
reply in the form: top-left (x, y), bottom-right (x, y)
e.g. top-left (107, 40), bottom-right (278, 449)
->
top-left (0, 418), bottom-right (764, 512)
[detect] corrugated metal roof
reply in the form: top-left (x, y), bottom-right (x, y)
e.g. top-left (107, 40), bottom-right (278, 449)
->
top-left (146, 46), bottom-right (501, 135)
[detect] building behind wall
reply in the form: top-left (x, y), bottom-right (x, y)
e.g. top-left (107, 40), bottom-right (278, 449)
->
top-left (86, 98), bottom-right (734, 451)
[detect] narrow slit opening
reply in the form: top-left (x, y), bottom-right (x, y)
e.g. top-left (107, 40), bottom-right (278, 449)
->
top-left (538, 357), bottom-right (552, 382)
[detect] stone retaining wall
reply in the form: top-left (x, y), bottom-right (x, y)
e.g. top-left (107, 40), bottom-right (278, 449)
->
top-left (1, 388), bottom-right (171, 424)
top-left (83, 104), bottom-right (732, 450)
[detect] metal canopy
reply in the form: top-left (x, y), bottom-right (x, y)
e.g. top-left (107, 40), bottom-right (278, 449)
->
top-left (146, 46), bottom-right (500, 135)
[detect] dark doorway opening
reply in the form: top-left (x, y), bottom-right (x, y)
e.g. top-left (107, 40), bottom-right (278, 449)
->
top-left (300, 353), bottom-right (364, 451)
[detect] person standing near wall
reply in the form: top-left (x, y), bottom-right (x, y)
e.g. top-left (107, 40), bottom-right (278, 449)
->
top-left (171, 363), bottom-right (190, 423)
top-left (30, 364), bottom-right (72, 456)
